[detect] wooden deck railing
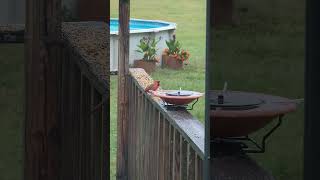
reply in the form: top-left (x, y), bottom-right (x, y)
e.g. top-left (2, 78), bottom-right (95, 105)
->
top-left (58, 22), bottom-right (109, 180)
top-left (127, 68), bottom-right (205, 180)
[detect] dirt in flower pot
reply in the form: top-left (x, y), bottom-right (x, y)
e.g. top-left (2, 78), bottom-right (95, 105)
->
top-left (162, 55), bottom-right (184, 70)
top-left (133, 59), bottom-right (157, 74)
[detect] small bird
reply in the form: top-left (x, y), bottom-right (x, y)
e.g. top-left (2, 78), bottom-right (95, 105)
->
top-left (138, 80), bottom-right (160, 97)
top-left (144, 80), bottom-right (160, 93)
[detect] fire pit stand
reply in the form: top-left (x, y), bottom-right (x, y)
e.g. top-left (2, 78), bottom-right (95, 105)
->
top-left (152, 90), bottom-right (203, 111)
top-left (208, 90), bottom-right (297, 180)
top-left (161, 98), bottom-right (199, 110)
top-left (211, 115), bottom-right (283, 155)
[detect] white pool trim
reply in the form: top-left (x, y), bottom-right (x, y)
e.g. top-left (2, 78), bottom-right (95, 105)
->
top-left (110, 18), bottom-right (177, 35)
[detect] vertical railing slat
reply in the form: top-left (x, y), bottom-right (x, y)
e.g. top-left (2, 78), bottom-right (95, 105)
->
top-left (129, 76), bottom-right (134, 180)
top-left (79, 73), bottom-right (84, 180)
top-left (80, 75), bottom-right (92, 180)
top-left (187, 145), bottom-right (196, 180)
top-left (195, 155), bottom-right (203, 180)
top-left (146, 100), bottom-right (151, 179)
top-left (137, 91), bottom-right (142, 180)
top-left (139, 89), bottom-right (145, 180)
top-left (73, 65), bottom-right (81, 180)
top-left (61, 50), bottom-right (71, 179)
top-left (180, 136), bottom-right (188, 180)
top-left (158, 114), bottom-right (164, 180)
top-left (152, 108), bottom-right (159, 180)
top-left (163, 119), bottom-right (170, 180)
top-left (155, 110), bottom-right (161, 180)
top-left (133, 81), bottom-right (138, 180)
top-left (174, 129), bottom-right (181, 180)
top-left (92, 89), bottom-right (102, 180)
top-left (125, 78), bottom-right (132, 179)
top-left (169, 124), bottom-right (174, 180)
top-left (90, 86), bottom-right (94, 179)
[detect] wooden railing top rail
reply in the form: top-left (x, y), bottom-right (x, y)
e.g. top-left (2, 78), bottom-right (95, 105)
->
top-left (129, 68), bottom-right (205, 158)
top-left (61, 21), bottom-right (109, 96)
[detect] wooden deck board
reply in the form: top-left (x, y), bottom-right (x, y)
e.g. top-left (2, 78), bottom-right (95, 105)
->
top-left (210, 154), bottom-right (275, 180)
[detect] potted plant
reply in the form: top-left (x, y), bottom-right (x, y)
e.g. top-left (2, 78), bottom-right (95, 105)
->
top-left (162, 35), bottom-right (190, 69)
top-left (134, 36), bottom-right (161, 74)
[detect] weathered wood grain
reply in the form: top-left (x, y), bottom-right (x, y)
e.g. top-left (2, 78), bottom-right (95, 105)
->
top-left (169, 124), bottom-right (174, 180)
top-left (129, 68), bottom-right (204, 157)
top-left (117, 0), bottom-right (130, 179)
top-left (180, 136), bottom-right (188, 180)
top-left (26, 1), bottom-right (109, 179)
top-left (195, 155), bottom-right (203, 180)
top-left (158, 114), bottom-right (165, 180)
top-left (25, 0), bottom-right (62, 179)
top-left (126, 69), bottom-right (205, 180)
top-left (187, 145), bottom-right (196, 180)
top-left (174, 129), bottom-right (181, 180)
top-left (127, 77), bottom-right (133, 179)
top-left (210, 154), bottom-right (275, 180)
top-left (156, 110), bottom-right (161, 180)
top-left (92, 89), bottom-right (102, 180)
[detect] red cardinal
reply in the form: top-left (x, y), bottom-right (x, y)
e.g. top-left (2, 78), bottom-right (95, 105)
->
top-left (145, 80), bottom-right (160, 93)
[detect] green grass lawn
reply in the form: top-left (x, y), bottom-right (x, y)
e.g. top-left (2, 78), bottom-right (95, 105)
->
top-left (0, 44), bottom-right (24, 180)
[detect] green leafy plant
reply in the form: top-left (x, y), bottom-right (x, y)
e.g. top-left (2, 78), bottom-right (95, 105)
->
top-left (163, 35), bottom-right (190, 61)
top-left (136, 36), bottom-right (161, 61)
top-left (165, 38), bottom-right (181, 55)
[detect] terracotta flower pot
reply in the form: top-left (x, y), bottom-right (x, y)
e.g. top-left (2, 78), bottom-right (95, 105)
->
top-left (133, 59), bottom-right (157, 74)
top-left (162, 54), bottom-right (184, 69)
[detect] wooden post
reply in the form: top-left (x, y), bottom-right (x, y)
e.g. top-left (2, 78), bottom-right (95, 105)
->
top-left (25, 0), bottom-right (62, 179)
top-left (117, 0), bottom-right (130, 179)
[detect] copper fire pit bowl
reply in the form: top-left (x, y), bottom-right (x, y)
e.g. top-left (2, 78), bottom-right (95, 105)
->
top-left (152, 90), bottom-right (203, 106)
top-left (209, 90), bottom-right (298, 138)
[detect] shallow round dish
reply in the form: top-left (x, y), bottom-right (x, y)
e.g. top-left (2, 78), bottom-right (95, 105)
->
top-left (210, 92), bottom-right (265, 110)
top-left (152, 90), bottom-right (203, 105)
top-left (209, 90), bottom-right (297, 137)
top-left (166, 90), bottom-right (194, 96)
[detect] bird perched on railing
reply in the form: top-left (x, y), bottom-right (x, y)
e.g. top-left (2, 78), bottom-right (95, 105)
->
top-left (145, 80), bottom-right (160, 93)
top-left (139, 80), bottom-right (160, 97)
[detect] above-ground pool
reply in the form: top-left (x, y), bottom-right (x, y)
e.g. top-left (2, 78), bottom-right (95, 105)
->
top-left (110, 18), bottom-right (176, 72)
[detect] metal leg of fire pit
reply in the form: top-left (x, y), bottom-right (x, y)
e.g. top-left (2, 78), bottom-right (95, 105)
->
top-left (211, 115), bottom-right (284, 154)
top-left (162, 98), bottom-right (199, 111)
top-left (259, 115), bottom-right (283, 153)
top-left (162, 101), bottom-right (188, 110)
top-left (242, 115), bottom-right (283, 153)
top-left (186, 98), bottom-right (199, 110)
